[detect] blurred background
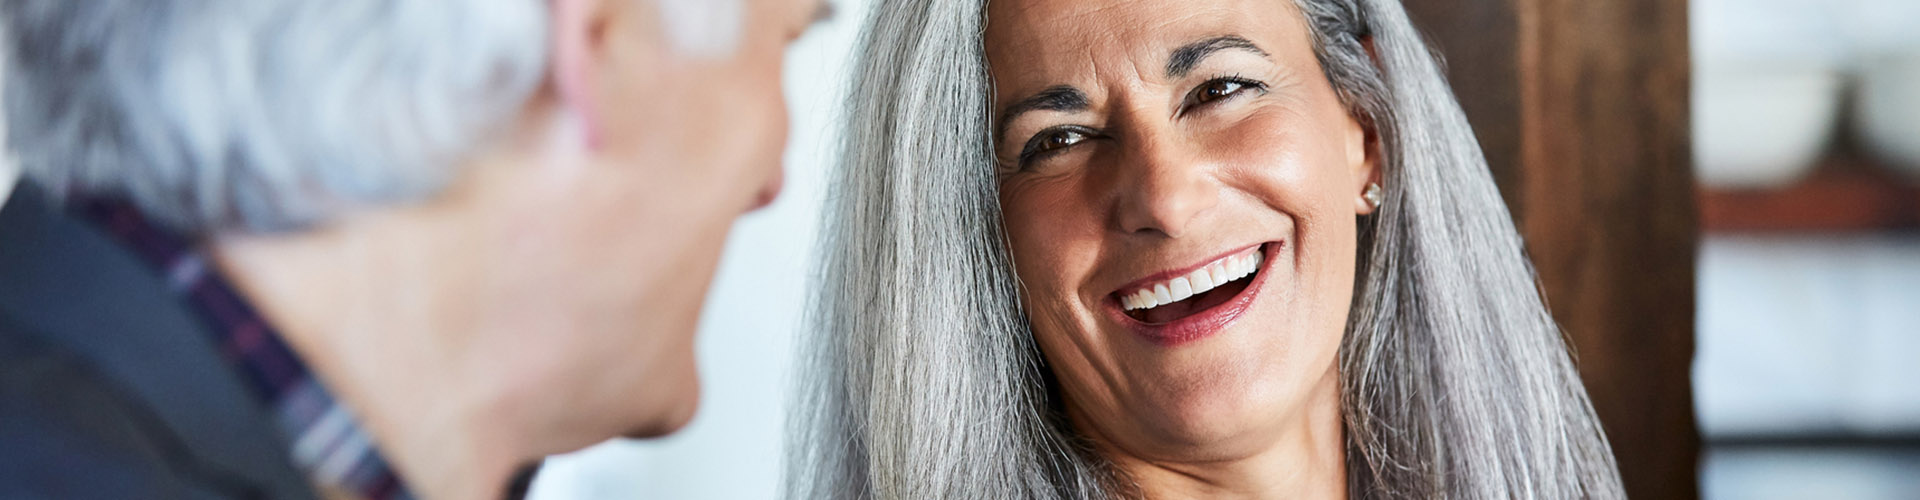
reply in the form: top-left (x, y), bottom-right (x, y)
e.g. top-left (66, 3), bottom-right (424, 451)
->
top-left (528, 0), bottom-right (1920, 498)
top-left (1692, 0), bottom-right (1920, 499)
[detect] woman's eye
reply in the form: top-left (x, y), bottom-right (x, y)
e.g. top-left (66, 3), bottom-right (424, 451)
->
top-left (1186, 77), bottom-right (1267, 108)
top-left (1017, 126), bottom-right (1094, 166)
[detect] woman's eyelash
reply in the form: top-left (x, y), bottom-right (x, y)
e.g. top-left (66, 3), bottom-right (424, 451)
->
top-left (1006, 76), bottom-right (1266, 170)
top-left (1016, 125), bottom-right (1098, 167)
top-left (1187, 75), bottom-right (1269, 109)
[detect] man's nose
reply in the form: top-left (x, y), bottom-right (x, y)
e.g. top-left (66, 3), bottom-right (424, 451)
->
top-left (749, 77), bottom-right (793, 213)
top-left (748, 165), bottom-right (784, 212)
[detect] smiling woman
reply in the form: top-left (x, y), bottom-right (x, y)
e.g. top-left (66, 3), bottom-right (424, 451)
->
top-left (790, 0), bottom-right (1625, 498)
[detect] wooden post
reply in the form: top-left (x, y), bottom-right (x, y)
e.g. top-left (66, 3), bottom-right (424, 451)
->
top-left (1402, 1), bottom-right (1701, 499)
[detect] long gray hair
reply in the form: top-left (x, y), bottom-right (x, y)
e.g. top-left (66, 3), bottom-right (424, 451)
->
top-left (788, 0), bottom-right (1626, 498)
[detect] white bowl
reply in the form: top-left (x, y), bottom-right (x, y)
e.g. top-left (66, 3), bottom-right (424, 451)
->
top-left (1693, 65), bottom-right (1844, 189)
top-left (1854, 51), bottom-right (1920, 179)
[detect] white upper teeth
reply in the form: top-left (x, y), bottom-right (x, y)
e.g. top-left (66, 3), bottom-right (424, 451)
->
top-left (1120, 248), bottom-right (1264, 311)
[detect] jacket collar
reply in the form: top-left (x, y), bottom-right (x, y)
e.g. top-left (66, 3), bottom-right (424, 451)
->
top-left (0, 183), bottom-right (314, 498)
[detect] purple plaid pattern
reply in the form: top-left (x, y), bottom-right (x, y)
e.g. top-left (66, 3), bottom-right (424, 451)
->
top-left (77, 200), bottom-right (414, 500)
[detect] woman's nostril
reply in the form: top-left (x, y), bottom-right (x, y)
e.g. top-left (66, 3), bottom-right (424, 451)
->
top-left (1113, 185), bottom-right (1220, 238)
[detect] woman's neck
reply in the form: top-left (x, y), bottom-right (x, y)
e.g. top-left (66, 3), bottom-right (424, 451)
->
top-left (1094, 368), bottom-right (1347, 500)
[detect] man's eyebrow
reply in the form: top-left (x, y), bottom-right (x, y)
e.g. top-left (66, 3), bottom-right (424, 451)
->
top-left (809, 1), bottom-right (837, 26)
top-left (994, 85), bottom-right (1091, 142)
top-left (1166, 35), bottom-right (1270, 78)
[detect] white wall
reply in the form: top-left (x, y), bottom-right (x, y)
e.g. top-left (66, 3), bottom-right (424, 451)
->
top-left (1694, 234), bottom-right (1920, 435)
top-left (526, 0), bottom-right (868, 498)
top-left (1694, 234), bottom-right (1920, 500)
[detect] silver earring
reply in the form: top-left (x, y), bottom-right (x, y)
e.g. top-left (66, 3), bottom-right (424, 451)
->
top-left (1363, 183), bottom-right (1383, 209)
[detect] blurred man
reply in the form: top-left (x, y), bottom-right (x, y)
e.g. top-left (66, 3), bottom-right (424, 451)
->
top-left (0, 0), bottom-right (829, 498)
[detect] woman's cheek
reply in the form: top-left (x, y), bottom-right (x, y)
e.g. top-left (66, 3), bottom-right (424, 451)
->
top-left (1216, 114), bottom-right (1346, 211)
top-left (1001, 180), bottom-right (1104, 322)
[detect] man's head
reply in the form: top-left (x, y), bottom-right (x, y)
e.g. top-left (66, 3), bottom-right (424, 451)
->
top-left (2, 0), bottom-right (828, 445)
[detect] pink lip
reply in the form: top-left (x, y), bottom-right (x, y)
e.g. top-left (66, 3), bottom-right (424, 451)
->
top-left (1103, 241), bottom-right (1282, 347)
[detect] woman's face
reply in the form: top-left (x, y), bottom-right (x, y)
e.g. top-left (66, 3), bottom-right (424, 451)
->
top-left (986, 0), bottom-right (1377, 464)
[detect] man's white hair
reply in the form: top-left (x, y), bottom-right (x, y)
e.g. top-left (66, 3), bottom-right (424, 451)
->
top-left (0, 0), bottom-right (743, 233)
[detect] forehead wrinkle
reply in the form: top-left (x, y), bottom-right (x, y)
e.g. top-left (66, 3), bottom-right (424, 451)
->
top-left (1011, 0), bottom-right (1133, 27)
top-left (1099, 8), bottom-right (1239, 88)
top-left (1166, 36), bottom-right (1271, 78)
top-left (987, 0), bottom-right (1294, 131)
top-left (1085, 10), bottom-right (1225, 127)
top-left (986, 6), bottom-right (1106, 103)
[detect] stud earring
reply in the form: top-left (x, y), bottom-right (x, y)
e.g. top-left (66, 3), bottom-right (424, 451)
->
top-left (1363, 183), bottom-right (1383, 209)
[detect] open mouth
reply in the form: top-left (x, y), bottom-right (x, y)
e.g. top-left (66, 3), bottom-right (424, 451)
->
top-left (1115, 244), bottom-right (1267, 325)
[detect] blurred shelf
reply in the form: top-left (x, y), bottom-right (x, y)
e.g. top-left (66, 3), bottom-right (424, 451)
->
top-left (1708, 432), bottom-right (1920, 450)
top-left (1700, 156), bottom-right (1920, 233)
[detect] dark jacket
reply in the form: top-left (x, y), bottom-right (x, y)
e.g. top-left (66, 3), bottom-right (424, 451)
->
top-left (0, 183), bottom-right (318, 499)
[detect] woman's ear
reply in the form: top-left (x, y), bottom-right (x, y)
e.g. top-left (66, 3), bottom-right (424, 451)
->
top-left (550, 0), bottom-right (608, 149)
top-left (1348, 115), bottom-right (1382, 215)
top-left (1352, 35), bottom-right (1384, 215)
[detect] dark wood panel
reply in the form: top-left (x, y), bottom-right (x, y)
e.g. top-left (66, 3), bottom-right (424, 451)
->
top-left (1400, 0), bottom-right (1526, 213)
top-left (1405, 1), bottom-right (1701, 499)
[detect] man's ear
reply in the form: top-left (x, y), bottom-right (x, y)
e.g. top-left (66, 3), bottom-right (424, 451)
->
top-left (1361, 35), bottom-right (1380, 70)
top-left (550, 0), bottom-right (609, 149)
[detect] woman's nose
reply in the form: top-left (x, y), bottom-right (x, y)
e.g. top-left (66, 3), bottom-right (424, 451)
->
top-left (1110, 129), bottom-right (1219, 239)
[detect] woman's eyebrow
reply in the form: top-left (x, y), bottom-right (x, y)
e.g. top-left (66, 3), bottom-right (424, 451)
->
top-left (1166, 35), bottom-right (1270, 78)
top-left (995, 85), bottom-right (1090, 142)
top-left (992, 36), bottom-right (1266, 142)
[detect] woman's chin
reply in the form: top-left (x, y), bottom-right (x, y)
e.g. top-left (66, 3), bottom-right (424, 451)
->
top-left (1106, 350), bottom-right (1333, 461)
top-left (1120, 387), bottom-right (1297, 459)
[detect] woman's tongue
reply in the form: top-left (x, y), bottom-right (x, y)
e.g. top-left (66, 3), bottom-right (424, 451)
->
top-left (1129, 279), bottom-right (1250, 324)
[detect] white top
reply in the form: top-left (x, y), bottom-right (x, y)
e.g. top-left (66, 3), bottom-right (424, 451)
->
top-left (0, 58), bottom-right (12, 208)
top-left (0, 156), bottom-right (15, 208)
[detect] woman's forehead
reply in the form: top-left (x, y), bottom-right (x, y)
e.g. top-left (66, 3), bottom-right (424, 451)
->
top-left (984, 0), bottom-right (1301, 50)
top-left (984, 0), bottom-right (1312, 97)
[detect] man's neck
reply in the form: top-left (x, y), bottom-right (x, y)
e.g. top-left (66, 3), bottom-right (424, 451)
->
top-left (210, 218), bottom-right (528, 500)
